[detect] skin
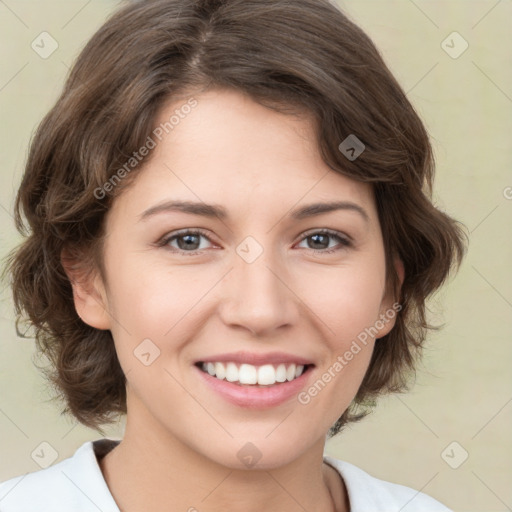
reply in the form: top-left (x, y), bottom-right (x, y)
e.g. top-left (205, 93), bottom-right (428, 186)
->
top-left (66, 88), bottom-right (404, 512)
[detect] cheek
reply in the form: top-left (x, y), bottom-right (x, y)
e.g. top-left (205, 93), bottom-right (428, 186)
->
top-left (297, 265), bottom-right (383, 425)
top-left (308, 261), bottom-right (387, 345)
top-left (103, 253), bottom-right (222, 378)
top-left (107, 256), bottom-right (208, 333)
top-left (107, 246), bottom-right (387, 345)
top-left (103, 259), bottom-right (204, 398)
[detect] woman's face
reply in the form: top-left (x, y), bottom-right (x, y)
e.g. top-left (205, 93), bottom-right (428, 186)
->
top-left (80, 88), bottom-right (401, 469)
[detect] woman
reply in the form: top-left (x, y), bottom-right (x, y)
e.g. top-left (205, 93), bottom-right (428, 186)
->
top-left (0, 0), bottom-right (466, 510)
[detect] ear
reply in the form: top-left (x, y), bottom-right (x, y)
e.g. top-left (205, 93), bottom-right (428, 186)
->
top-left (375, 256), bottom-right (405, 338)
top-left (61, 248), bottom-right (111, 330)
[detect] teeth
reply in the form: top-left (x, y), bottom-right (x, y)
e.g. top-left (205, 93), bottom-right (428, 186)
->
top-left (275, 364), bottom-right (287, 383)
top-left (258, 364), bottom-right (276, 385)
top-left (214, 362), bottom-right (226, 380)
top-left (239, 363), bottom-right (257, 384)
top-left (200, 361), bottom-right (307, 385)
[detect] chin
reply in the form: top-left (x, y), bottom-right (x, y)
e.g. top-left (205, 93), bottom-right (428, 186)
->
top-left (189, 425), bottom-right (320, 471)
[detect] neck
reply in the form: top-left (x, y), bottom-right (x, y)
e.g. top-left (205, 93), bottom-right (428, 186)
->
top-left (99, 411), bottom-right (347, 512)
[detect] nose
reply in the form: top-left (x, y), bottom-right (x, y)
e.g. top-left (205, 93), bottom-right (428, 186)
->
top-left (218, 243), bottom-right (299, 337)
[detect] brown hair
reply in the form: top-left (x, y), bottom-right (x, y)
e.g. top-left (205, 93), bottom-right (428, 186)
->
top-left (3, 0), bottom-right (467, 436)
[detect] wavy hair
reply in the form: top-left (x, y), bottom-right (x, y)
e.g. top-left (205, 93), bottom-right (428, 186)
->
top-left (3, 0), bottom-right (467, 435)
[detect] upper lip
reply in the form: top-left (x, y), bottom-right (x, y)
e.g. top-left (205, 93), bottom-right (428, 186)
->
top-left (195, 351), bottom-right (314, 366)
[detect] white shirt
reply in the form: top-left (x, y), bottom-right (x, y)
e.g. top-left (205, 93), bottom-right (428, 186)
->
top-left (0, 439), bottom-right (451, 511)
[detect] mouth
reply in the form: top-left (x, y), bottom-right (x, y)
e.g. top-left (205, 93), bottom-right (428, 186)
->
top-left (194, 361), bottom-right (314, 387)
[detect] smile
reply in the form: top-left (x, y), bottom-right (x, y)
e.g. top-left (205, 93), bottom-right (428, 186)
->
top-left (194, 361), bottom-right (314, 408)
top-left (197, 362), bottom-right (309, 386)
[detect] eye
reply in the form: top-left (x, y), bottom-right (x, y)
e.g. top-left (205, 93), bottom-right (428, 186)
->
top-left (157, 228), bottom-right (352, 256)
top-left (158, 229), bottom-right (215, 255)
top-left (296, 229), bottom-right (352, 255)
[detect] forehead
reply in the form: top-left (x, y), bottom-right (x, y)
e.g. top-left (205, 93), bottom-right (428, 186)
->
top-left (111, 88), bottom-right (376, 222)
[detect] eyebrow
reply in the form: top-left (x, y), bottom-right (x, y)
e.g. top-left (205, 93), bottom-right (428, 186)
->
top-left (139, 199), bottom-right (370, 223)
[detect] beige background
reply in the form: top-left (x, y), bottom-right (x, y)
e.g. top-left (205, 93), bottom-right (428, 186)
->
top-left (0, 1), bottom-right (511, 510)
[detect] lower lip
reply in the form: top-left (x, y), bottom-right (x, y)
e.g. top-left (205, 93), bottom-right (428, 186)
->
top-left (194, 364), bottom-right (314, 409)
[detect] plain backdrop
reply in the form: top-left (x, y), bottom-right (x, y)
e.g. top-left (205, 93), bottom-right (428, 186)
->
top-left (0, 1), bottom-right (511, 511)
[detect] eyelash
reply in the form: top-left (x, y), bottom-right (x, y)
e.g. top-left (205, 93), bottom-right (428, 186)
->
top-left (157, 228), bottom-right (352, 256)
